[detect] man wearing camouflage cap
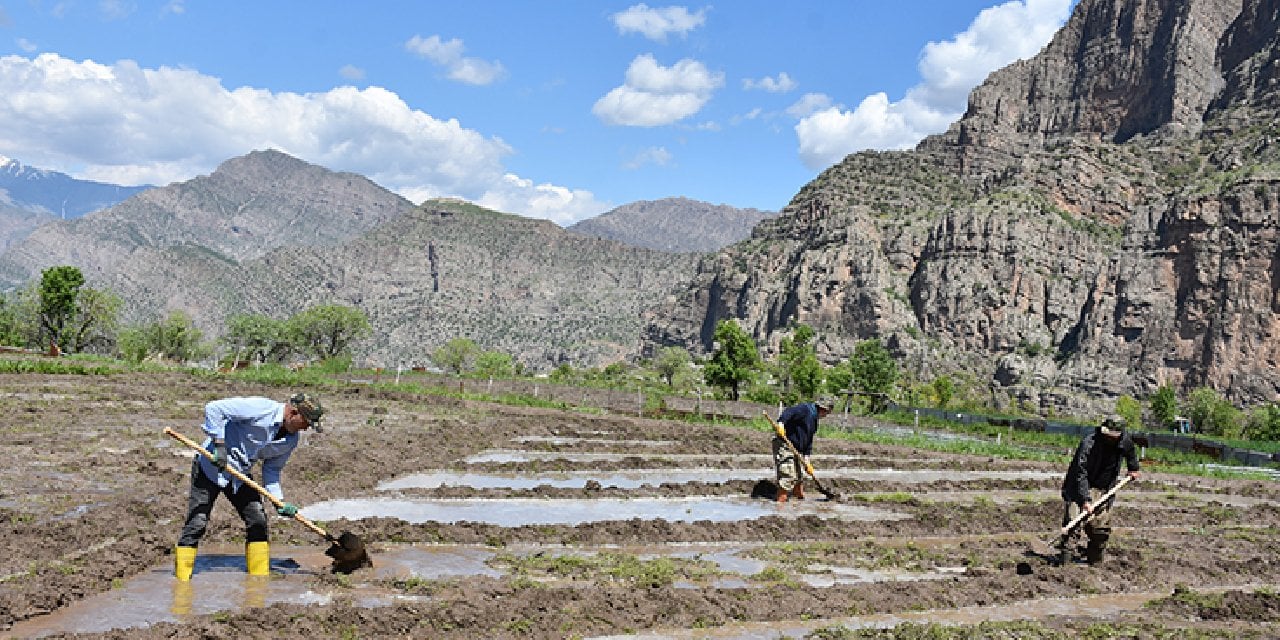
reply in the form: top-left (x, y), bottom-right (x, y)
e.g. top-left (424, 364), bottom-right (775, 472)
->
top-left (173, 393), bottom-right (324, 581)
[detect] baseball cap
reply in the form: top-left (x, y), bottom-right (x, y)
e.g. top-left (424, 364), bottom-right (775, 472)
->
top-left (290, 393), bottom-right (325, 432)
top-left (815, 396), bottom-right (835, 411)
top-left (1100, 414), bottom-right (1123, 436)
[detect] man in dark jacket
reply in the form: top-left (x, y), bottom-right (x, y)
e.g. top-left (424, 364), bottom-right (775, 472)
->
top-left (1060, 415), bottom-right (1141, 564)
top-left (773, 397), bottom-right (833, 503)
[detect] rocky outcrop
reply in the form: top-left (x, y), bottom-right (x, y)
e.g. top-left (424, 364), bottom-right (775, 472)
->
top-left (642, 0), bottom-right (1280, 416)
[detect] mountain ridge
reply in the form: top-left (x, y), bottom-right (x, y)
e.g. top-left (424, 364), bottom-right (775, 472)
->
top-left (567, 197), bottom-right (775, 253)
top-left (0, 152), bottom-right (700, 370)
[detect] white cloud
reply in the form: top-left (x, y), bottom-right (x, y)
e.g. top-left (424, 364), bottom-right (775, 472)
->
top-left (795, 0), bottom-right (1072, 169)
top-left (742, 72), bottom-right (796, 93)
top-left (728, 107), bottom-right (762, 126)
top-left (99, 0), bottom-right (135, 21)
top-left (338, 64), bottom-right (365, 81)
top-left (593, 54), bottom-right (723, 127)
top-left (623, 146), bottom-right (672, 170)
top-left (611, 4), bottom-right (707, 42)
top-left (405, 34), bottom-right (506, 86)
top-left (16, 38), bottom-right (38, 53)
top-left (785, 93), bottom-right (833, 119)
top-left (162, 0), bottom-right (185, 15)
top-left (476, 174), bottom-right (611, 226)
top-left (0, 53), bottom-right (607, 223)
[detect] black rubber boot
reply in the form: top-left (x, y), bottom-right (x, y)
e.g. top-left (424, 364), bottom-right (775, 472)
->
top-left (1085, 538), bottom-right (1107, 564)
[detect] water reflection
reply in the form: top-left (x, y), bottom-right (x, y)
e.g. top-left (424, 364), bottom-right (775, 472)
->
top-left (304, 496), bottom-right (909, 526)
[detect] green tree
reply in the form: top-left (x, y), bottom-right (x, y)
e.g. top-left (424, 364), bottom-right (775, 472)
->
top-left (777, 324), bottom-right (822, 403)
top-left (433, 337), bottom-right (481, 374)
top-left (64, 287), bottom-right (122, 354)
top-left (655, 346), bottom-right (691, 388)
top-left (1149, 384), bottom-right (1178, 430)
top-left (473, 350), bottom-right (515, 378)
top-left (848, 339), bottom-right (897, 413)
top-left (37, 265), bottom-right (85, 350)
top-left (115, 327), bottom-right (148, 363)
top-left (117, 311), bottom-right (209, 363)
top-left (824, 361), bottom-right (852, 397)
top-left (931, 375), bottom-right (955, 409)
top-left (286, 304), bottom-right (371, 361)
top-left (703, 319), bottom-right (760, 401)
top-left (1245, 404), bottom-right (1280, 442)
top-left (1185, 387), bottom-right (1242, 438)
top-left (224, 314), bottom-right (291, 364)
top-left (602, 361), bottom-right (630, 381)
top-left (0, 292), bottom-right (26, 346)
top-left (549, 363), bottom-right (575, 383)
top-left (1114, 395), bottom-right (1142, 430)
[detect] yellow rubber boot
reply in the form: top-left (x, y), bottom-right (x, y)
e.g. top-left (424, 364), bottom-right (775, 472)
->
top-left (245, 541), bottom-right (270, 576)
top-left (174, 545), bottom-right (197, 582)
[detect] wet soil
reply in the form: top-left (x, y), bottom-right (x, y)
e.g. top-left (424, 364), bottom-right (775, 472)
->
top-left (1, 370), bottom-right (1279, 638)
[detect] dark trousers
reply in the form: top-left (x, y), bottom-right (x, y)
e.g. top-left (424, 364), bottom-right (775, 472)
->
top-left (178, 459), bottom-right (269, 547)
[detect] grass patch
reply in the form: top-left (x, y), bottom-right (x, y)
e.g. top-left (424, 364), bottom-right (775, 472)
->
top-left (0, 357), bottom-right (119, 376)
top-left (490, 551), bottom-right (718, 588)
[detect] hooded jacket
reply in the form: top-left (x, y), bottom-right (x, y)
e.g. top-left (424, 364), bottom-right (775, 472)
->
top-left (1061, 427), bottom-right (1141, 505)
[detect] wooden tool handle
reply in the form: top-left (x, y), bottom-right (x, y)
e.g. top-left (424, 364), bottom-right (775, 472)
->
top-left (164, 427), bottom-right (332, 540)
top-left (1059, 475), bottom-right (1133, 535)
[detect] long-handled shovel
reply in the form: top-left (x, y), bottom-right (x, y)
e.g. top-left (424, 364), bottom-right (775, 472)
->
top-left (1029, 475), bottom-right (1133, 560)
top-left (763, 411), bottom-right (840, 500)
top-left (164, 427), bottom-right (372, 573)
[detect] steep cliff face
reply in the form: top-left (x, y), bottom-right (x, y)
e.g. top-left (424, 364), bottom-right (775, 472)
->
top-left (642, 0), bottom-right (1280, 415)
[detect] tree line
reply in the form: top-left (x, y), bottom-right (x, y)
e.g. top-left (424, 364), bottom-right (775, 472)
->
top-left (0, 266), bottom-right (371, 366)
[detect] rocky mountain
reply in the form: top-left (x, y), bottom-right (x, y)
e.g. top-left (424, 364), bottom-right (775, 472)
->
top-left (0, 204), bottom-right (54, 254)
top-left (641, 0), bottom-right (1280, 416)
top-left (0, 149), bottom-right (417, 289)
top-left (0, 156), bottom-right (151, 250)
top-left (567, 197), bottom-right (775, 252)
top-left (235, 199), bottom-right (700, 368)
top-left (0, 151), bottom-right (698, 370)
top-left (0, 157), bottom-right (151, 219)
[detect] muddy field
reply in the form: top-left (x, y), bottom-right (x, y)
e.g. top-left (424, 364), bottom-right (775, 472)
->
top-left (2, 370), bottom-right (1279, 639)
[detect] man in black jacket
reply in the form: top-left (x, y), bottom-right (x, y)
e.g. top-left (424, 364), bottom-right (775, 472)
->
top-left (1060, 415), bottom-right (1141, 565)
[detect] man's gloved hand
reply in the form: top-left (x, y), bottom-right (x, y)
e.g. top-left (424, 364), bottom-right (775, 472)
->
top-left (277, 503), bottom-right (298, 518)
top-left (210, 441), bottom-right (228, 470)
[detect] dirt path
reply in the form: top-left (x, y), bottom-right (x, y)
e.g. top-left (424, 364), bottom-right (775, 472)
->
top-left (1, 370), bottom-right (1278, 638)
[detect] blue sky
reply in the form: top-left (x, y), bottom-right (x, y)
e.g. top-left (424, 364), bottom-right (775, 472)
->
top-left (0, 1), bottom-right (1074, 225)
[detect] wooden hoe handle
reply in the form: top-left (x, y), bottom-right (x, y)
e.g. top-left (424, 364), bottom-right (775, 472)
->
top-left (763, 411), bottom-right (823, 481)
top-left (1059, 474), bottom-right (1133, 536)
